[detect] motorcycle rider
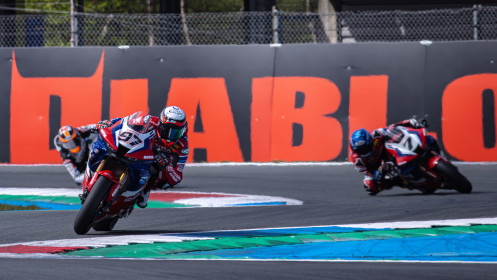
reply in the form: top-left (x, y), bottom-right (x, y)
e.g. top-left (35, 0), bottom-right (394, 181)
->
top-left (82, 106), bottom-right (189, 208)
top-left (349, 118), bottom-right (429, 195)
top-left (54, 123), bottom-right (107, 185)
top-left (136, 106), bottom-right (189, 208)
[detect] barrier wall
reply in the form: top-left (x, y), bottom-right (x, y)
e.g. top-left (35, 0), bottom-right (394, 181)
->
top-left (1, 41), bottom-right (496, 163)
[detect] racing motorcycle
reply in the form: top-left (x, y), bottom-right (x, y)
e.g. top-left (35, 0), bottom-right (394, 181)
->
top-left (379, 123), bottom-right (472, 194)
top-left (73, 111), bottom-right (157, 235)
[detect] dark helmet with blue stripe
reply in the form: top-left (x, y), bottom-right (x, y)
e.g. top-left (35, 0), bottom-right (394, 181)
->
top-left (350, 128), bottom-right (374, 157)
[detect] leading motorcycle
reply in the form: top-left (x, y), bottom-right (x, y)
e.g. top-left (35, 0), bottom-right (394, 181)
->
top-left (379, 123), bottom-right (472, 194)
top-left (73, 111), bottom-right (157, 235)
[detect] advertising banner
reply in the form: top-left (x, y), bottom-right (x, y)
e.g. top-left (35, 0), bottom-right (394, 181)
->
top-left (2, 42), bottom-right (496, 163)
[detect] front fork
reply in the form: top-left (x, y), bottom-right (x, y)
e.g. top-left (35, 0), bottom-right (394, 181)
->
top-left (79, 157), bottom-right (128, 205)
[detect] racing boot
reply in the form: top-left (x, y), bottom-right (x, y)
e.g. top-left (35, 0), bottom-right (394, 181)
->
top-left (136, 188), bottom-right (150, 208)
top-left (364, 180), bottom-right (381, 195)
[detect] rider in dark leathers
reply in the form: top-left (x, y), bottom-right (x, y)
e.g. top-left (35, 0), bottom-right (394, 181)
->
top-left (349, 118), bottom-right (434, 195)
top-left (54, 124), bottom-right (101, 185)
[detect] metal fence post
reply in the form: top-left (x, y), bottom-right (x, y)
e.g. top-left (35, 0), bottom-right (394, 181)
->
top-left (70, 0), bottom-right (78, 46)
top-left (272, 7), bottom-right (280, 44)
top-left (473, 4), bottom-right (481, 41)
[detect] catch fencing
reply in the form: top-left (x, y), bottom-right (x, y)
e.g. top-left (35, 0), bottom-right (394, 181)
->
top-left (0, 5), bottom-right (496, 47)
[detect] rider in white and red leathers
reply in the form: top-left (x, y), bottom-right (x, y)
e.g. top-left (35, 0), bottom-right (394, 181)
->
top-left (84, 107), bottom-right (189, 208)
top-left (349, 118), bottom-right (432, 195)
top-left (136, 106), bottom-right (189, 208)
top-left (54, 124), bottom-right (102, 185)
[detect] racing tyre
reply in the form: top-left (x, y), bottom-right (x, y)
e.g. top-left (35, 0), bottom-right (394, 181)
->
top-left (434, 160), bottom-right (472, 194)
top-left (92, 216), bottom-right (118, 232)
top-left (421, 188), bottom-right (436, 195)
top-left (73, 177), bottom-right (113, 234)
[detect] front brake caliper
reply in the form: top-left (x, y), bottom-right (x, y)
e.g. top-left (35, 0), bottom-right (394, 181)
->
top-left (78, 190), bottom-right (89, 204)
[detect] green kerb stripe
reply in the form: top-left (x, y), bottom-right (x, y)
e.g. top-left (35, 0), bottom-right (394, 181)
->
top-left (64, 224), bottom-right (497, 258)
top-left (0, 195), bottom-right (80, 205)
top-left (0, 195), bottom-right (193, 208)
top-left (146, 201), bottom-right (192, 208)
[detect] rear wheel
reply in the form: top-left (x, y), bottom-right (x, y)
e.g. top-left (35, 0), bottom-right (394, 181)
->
top-left (421, 188), bottom-right (436, 194)
top-left (434, 160), bottom-right (472, 194)
top-left (73, 177), bottom-right (113, 234)
top-left (92, 216), bottom-right (118, 232)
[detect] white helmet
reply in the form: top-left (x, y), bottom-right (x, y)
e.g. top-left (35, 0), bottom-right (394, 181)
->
top-left (159, 106), bottom-right (187, 143)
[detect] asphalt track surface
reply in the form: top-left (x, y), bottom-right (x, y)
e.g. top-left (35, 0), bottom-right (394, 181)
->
top-left (1, 163), bottom-right (497, 279)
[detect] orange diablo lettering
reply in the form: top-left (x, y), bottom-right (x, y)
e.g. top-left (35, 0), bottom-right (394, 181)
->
top-left (252, 77), bottom-right (342, 162)
top-left (10, 51), bottom-right (104, 163)
top-left (348, 75), bottom-right (389, 160)
top-left (110, 79), bottom-right (149, 118)
top-left (166, 78), bottom-right (243, 162)
top-left (442, 74), bottom-right (497, 161)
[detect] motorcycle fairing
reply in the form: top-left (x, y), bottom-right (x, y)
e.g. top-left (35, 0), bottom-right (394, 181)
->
top-left (87, 170), bottom-right (118, 191)
top-left (87, 170), bottom-right (122, 203)
top-left (385, 128), bottom-right (425, 166)
top-left (99, 116), bottom-right (155, 161)
top-left (83, 112), bottom-right (156, 214)
top-left (87, 135), bottom-right (109, 173)
top-left (427, 155), bottom-right (441, 170)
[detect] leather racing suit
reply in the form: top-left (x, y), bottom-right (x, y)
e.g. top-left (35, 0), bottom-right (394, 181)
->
top-left (54, 125), bottom-right (99, 185)
top-left (349, 119), bottom-right (427, 195)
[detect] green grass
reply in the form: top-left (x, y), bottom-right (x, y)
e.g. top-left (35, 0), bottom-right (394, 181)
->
top-left (0, 204), bottom-right (42, 211)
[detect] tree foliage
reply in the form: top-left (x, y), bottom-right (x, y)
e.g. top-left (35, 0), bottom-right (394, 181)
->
top-left (20, 0), bottom-right (316, 14)
top-left (186, 0), bottom-right (243, 13)
top-left (23, 0), bottom-right (159, 14)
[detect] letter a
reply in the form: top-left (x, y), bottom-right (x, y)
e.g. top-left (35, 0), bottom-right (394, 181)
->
top-left (166, 78), bottom-right (244, 162)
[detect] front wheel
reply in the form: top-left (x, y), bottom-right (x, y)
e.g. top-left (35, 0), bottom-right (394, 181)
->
top-left (73, 176), bottom-right (113, 234)
top-left (92, 216), bottom-right (118, 232)
top-left (434, 160), bottom-right (472, 194)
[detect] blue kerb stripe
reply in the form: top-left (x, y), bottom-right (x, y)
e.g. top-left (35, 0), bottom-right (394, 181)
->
top-left (168, 226), bottom-right (386, 238)
top-left (251, 226), bottom-right (388, 235)
top-left (177, 232), bottom-right (497, 262)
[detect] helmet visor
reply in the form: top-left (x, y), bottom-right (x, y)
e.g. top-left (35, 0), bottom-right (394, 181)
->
top-left (61, 138), bottom-right (81, 153)
top-left (355, 144), bottom-right (372, 158)
top-left (159, 124), bottom-right (185, 142)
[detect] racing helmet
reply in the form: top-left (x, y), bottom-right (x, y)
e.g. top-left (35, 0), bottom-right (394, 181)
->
top-left (350, 128), bottom-right (374, 158)
top-left (58, 125), bottom-right (81, 153)
top-left (159, 106), bottom-right (187, 144)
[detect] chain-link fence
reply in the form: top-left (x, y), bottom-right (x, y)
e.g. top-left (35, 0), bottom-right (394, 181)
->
top-left (0, 5), bottom-right (496, 47)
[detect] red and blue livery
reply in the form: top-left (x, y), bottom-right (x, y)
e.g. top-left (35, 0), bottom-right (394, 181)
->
top-left (382, 125), bottom-right (472, 194)
top-left (74, 111), bottom-right (159, 235)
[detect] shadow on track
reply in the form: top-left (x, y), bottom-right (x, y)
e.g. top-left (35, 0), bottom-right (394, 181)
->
top-left (84, 229), bottom-right (201, 236)
top-left (376, 191), bottom-right (487, 197)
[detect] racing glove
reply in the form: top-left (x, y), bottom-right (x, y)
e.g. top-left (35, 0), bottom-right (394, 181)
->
top-left (373, 170), bottom-right (383, 183)
top-left (97, 120), bottom-right (113, 129)
top-left (408, 118), bottom-right (420, 128)
top-left (155, 152), bottom-right (170, 169)
top-left (88, 119), bottom-right (117, 133)
top-left (408, 117), bottom-right (429, 129)
top-left (419, 118), bottom-right (428, 128)
top-left (374, 161), bottom-right (399, 183)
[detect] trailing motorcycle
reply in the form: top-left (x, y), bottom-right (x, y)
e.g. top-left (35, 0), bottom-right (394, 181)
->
top-left (73, 111), bottom-right (157, 235)
top-left (379, 123), bottom-right (472, 194)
